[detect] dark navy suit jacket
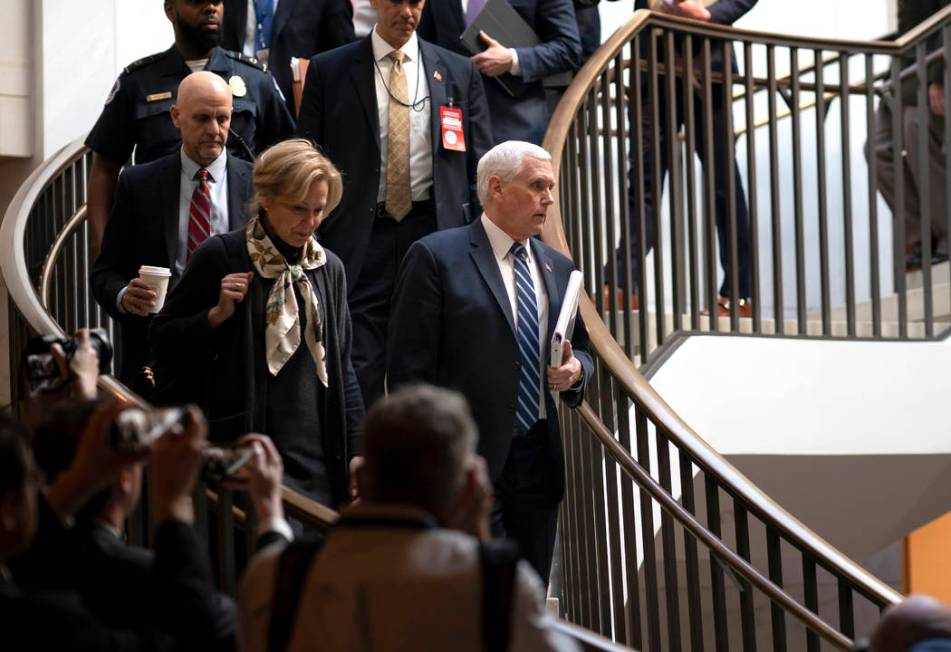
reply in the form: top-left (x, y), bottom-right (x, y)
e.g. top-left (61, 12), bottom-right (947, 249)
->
top-left (91, 151), bottom-right (252, 383)
top-left (386, 220), bottom-right (593, 500)
top-left (295, 36), bottom-right (493, 289)
top-left (418, 0), bottom-right (582, 145)
top-left (221, 0), bottom-right (355, 113)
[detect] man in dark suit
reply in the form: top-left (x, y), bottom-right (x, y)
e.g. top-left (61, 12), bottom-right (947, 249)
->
top-left (92, 71), bottom-right (254, 386)
top-left (221, 0), bottom-right (355, 114)
top-left (387, 141), bottom-right (593, 584)
top-left (609, 0), bottom-right (757, 315)
top-left (418, 0), bottom-right (582, 145)
top-left (296, 0), bottom-right (493, 406)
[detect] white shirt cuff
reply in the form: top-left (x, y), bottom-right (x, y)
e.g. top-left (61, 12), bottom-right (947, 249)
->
top-left (509, 48), bottom-right (522, 77)
top-left (116, 286), bottom-right (128, 314)
top-left (259, 515), bottom-right (294, 542)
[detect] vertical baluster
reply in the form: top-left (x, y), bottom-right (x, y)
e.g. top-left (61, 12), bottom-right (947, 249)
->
top-left (684, 35), bottom-right (701, 330)
top-left (705, 476), bottom-right (729, 652)
top-left (616, 47), bottom-right (635, 360)
top-left (733, 501), bottom-right (757, 651)
top-left (767, 46), bottom-right (785, 334)
top-left (702, 38), bottom-right (719, 332)
top-left (601, 68), bottom-right (620, 344)
top-left (744, 42), bottom-right (760, 333)
top-left (766, 526), bottom-right (787, 651)
top-left (633, 37), bottom-right (651, 360)
top-left (655, 429), bottom-right (682, 651)
top-left (890, 56), bottom-right (908, 337)
top-left (722, 40), bottom-right (740, 329)
top-left (590, 87), bottom-right (606, 330)
top-left (217, 490), bottom-right (236, 594)
top-left (678, 450), bottom-right (704, 652)
top-left (815, 50), bottom-right (831, 335)
top-left (578, 375), bottom-right (598, 630)
top-left (648, 29), bottom-right (666, 350)
top-left (636, 411), bottom-right (662, 651)
top-left (560, 408), bottom-right (578, 621)
top-left (837, 577), bottom-right (855, 640)
top-left (790, 48), bottom-right (807, 334)
top-left (618, 394), bottom-right (643, 648)
top-left (580, 95), bottom-right (596, 328)
top-left (866, 54), bottom-right (882, 337)
top-left (600, 389), bottom-right (626, 638)
top-left (802, 555), bottom-right (820, 652)
top-left (665, 31), bottom-right (684, 334)
top-left (839, 53), bottom-right (856, 336)
top-left (915, 42), bottom-right (934, 336)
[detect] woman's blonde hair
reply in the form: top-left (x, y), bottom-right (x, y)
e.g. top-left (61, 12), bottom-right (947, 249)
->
top-left (248, 139), bottom-right (344, 217)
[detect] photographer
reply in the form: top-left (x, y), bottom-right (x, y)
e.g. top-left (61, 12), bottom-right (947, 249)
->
top-left (0, 402), bottom-right (218, 650)
top-left (11, 399), bottom-right (292, 651)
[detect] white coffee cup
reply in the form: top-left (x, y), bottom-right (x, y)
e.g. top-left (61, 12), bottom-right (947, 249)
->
top-left (138, 265), bottom-right (172, 314)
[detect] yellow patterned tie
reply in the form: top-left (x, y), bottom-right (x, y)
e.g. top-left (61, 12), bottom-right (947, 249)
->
top-left (385, 50), bottom-right (412, 221)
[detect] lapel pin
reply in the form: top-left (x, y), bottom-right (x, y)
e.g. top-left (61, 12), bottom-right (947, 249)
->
top-left (545, 263), bottom-right (553, 273)
top-left (433, 70), bottom-right (442, 82)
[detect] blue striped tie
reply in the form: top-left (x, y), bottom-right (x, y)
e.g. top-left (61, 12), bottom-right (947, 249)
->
top-left (511, 243), bottom-right (541, 435)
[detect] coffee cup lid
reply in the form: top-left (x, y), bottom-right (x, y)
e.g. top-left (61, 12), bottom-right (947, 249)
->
top-left (139, 265), bottom-right (171, 277)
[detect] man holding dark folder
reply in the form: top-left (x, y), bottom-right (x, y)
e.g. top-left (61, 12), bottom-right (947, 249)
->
top-left (419, 0), bottom-right (581, 144)
top-left (387, 141), bottom-right (592, 585)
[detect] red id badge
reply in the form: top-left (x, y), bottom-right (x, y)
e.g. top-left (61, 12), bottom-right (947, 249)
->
top-left (440, 106), bottom-right (466, 152)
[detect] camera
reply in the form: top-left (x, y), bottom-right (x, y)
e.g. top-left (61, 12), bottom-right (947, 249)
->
top-left (111, 407), bottom-right (187, 452)
top-left (23, 328), bottom-right (113, 383)
top-left (202, 445), bottom-right (254, 485)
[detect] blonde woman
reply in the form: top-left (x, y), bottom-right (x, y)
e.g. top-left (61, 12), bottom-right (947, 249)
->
top-left (151, 139), bottom-right (364, 508)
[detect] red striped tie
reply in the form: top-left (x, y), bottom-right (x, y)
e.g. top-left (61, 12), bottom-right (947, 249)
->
top-left (188, 168), bottom-right (212, 256)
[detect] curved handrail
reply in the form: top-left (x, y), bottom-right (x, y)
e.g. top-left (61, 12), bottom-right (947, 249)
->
top-left (540, 4), bottom-right (903, 633)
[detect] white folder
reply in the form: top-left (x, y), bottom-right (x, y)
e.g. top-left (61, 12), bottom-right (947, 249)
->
top-left (549, 270), bottom-right (584, 369)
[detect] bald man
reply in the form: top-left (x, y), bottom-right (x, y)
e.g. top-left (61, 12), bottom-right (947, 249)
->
top-left (868, 595), bottom-right (951, 652)
top-left (92, 71), bottom-right (255, 387)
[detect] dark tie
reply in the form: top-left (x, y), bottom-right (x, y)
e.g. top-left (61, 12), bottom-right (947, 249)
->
top-left (254, 0), bottom-right (275, 53)
top-left (466, 0), bottom-right (487, 26)
top-left (188, 168), bottom-right (212, 256)
top-left (511, 242), bottom-right (541, 435)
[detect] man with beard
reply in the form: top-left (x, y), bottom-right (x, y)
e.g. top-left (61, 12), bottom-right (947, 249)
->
top-left (85, 0), bottom-right (294, 252)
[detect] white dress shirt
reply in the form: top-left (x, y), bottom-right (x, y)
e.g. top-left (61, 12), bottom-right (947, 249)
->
top-left (481, 214), bottom-right (549, 419)
top-left (177, 149), bottom-right (231, 275)
top-left (352, 0), bottom-right (376, 38)
top-left (242, 0), bottom-right (282, 58)
top-left (459, 0), bottom-right (522, 76)
top-left (371, 29), bottom-right (433, 203)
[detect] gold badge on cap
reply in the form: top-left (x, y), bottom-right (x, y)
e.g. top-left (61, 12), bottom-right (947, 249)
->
top-left (229, 75), bottom-right (247, 98)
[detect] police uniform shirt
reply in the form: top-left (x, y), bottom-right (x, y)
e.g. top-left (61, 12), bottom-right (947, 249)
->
top-left (86, 45), bottom-right (295, 166)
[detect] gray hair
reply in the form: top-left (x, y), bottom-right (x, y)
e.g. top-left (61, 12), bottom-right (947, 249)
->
top-left (476, 141), bottom-right (552, 205)
top-left (360, 384), bottom-right (477, 519)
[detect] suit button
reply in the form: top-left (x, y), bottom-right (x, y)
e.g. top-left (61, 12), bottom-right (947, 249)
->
top-left (514, 360), bottom-right (520, 368)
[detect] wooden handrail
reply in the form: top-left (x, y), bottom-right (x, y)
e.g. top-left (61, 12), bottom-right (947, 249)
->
top-left (541, 6), bottom-right (903, 616)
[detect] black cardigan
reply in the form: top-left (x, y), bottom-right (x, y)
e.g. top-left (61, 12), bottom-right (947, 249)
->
top-left (150, 229), bottom-right (365, 507)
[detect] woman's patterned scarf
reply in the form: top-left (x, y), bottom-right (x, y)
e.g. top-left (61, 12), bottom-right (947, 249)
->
top-left (245, 215), bottom-right (328, 385)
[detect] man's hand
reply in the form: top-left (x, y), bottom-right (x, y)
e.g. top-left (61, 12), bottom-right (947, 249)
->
top-left (68, 330), bottom-right (100, 400)
top-left (471, 31), bottom-right (514, 77)
top-left (656, 0), bottom-right (711, 21)
top-left (929, 82), bottom-right (945, 117)
top-left (446, 456), bottom-right (493, 540)
top-left (149, 405), bottom-right (208, 525)
top-left (349, 455), bottom-right (365, 504)
top-left (121, 278), bottom-right (158, 316)
top-left (546, 339), bottom-right (582, 392)
top-left (208, 271), bottom-right (253, 328)
top-left (238, 434), bottom-right (285, 525)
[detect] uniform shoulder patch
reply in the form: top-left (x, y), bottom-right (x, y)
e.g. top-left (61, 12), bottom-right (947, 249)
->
top-left (122, 51), bottom-right (165, 75)
top-left (223, 49), bottom-right (267, 73)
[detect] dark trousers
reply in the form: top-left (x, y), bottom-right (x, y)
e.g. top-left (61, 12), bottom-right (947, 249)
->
top-left (614, 73), bottom-right (753, 299)
top-left (491, 420), bottom-right (560, 586)
top-left (350, 200), bottom-right (435, 407)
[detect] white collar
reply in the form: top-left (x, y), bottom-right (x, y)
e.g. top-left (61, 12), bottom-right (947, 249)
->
top-left (180, 147), bottom-right (227, 183)
top-left (481, 213), bottom-right (532, 263)
top-left (371, 28), bottom-right (419, 64)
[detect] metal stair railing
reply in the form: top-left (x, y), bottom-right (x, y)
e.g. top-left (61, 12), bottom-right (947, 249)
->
top-left (539, 9), bottom-right (915, 651)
